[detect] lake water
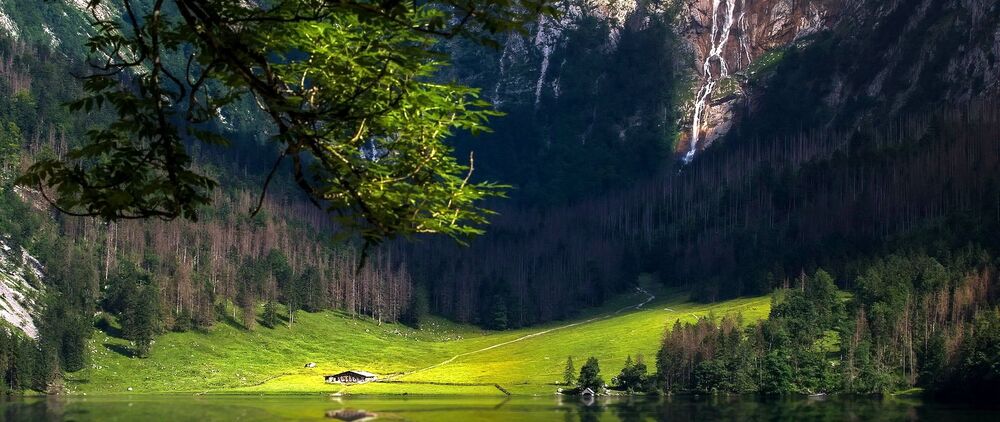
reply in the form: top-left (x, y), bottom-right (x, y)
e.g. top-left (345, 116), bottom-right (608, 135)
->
top-left (2, 395), bottom-right (998, 421)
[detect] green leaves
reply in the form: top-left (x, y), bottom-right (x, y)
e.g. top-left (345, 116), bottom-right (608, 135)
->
top-left (20, 0), bottom-right (554, 245)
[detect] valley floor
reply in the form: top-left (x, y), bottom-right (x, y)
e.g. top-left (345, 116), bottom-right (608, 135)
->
top-left (67, 283), bottom-right (770, 396)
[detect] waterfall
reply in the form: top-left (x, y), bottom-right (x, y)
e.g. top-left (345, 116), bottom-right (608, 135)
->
top-left (535, 43), bottom-right (553, 108)
top-left (738, 8), bottom-right (751, 68)
top-left (685, 0), bottom-right (739, 163)
top-left (493, 38), bottom-right (513, 106)
top-left (533, 15), bottom-right (558, 109)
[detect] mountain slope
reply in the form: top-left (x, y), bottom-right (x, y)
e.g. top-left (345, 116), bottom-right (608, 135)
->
top-left (714, 0), bottom-right (1000, 144)
top-left (411, 0), bottom-right (1000, 326)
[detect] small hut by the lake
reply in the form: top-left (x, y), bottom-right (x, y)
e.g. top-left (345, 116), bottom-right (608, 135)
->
top-left (324, 370), bottom-right (377, 384)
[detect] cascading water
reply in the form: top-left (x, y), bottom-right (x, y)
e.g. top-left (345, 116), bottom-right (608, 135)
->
top-left (738, 8), bottom-right (751, 68)
top-left (533, 15), bottom-right (557, 108)
top-left (493, 39), bottom-right (513, 106)
top-left (535, 43), bottom-right (553, 108)
top-left (685, 0), bottom-right (739, 163)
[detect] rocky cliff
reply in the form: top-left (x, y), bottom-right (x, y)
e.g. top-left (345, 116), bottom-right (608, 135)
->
top-left (2, 0), bottom-right (998, 168)
top-left (463, 0), bottom-right (846, 163)
top-left (0, 238), bottom-right (41, 338)
top-left (677, 0), bottom-right (840, 160)
top-left (489, 0), bottom-right (1000, 162)
top-left (679, 0), bottom-right (1000, 156)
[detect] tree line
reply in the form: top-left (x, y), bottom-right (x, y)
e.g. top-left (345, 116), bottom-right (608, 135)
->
top-left (552, 258), bottom-right (999, 401)
top-left (654, 260), bottom-right (999, 400)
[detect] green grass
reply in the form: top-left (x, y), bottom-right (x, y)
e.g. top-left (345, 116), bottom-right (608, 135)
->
top-left (68, 282), bottom-right (770, 396)
top-left (744, 48), bottom-right (786, 79)
top-left (891, 387), bottom-right (924, 397)
top-left (712, 77), bottom-right (742, 101)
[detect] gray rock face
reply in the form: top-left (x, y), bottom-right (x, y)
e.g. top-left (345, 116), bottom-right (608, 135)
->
top-left (0, 239), bottom-right (42, 339)
top-left (676, 0), bottom-right (1000, 157)
top-left (676, 0), bottom-right (842, 159)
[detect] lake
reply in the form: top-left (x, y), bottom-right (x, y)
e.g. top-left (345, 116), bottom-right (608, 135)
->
top-left (2, 395), bottom-right (998, 421)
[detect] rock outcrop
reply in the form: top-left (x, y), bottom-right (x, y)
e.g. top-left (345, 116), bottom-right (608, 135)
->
top-left (676, 0), bottom-right (1000, 159)
top-left (0, 239), bottom-right (42, 338)
top-left (676, 0), bottom-right (841, 159)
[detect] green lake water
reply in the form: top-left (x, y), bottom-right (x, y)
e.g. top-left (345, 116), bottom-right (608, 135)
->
top-left (2, 395), bottom-right (998, 421)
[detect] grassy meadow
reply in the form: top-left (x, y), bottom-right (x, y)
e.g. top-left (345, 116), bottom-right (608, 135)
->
top-left (68, 282), bottom-right (770, 396)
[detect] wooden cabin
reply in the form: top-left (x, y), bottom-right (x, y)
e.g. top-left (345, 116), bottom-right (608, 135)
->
top-left (325, 370), bottom-right (377, 384)
top-left (581, 387), bottom-right (596, 396)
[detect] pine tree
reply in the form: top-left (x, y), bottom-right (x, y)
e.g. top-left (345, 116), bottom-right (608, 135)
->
top-left (614, 355), bottom-right (638, 391)
top-left (490, 294), bottom-right (508, 330)
top-left (0, 121), bottom-right (21, 185)
top-left (563, 356), bottom-right (576, 386)
top-left (263, 300), bottom-right (279, 329)
top-left (634, 354), bottom-right (649, 390)
top-left (267, 250), bottom-right (299, 324)
top-left (236, 277), bottom-right (256, 330)
top-left (578, 357), bottom-right (604, 391)
top-left (401, 287), bottom-right (429, 329)
top-left (299, 266), bottom-right (324, 313)
top-left (122, 283), bottom-right (160, 358)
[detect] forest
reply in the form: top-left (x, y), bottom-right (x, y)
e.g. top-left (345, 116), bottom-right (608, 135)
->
top-left (655, 262), bottom-right (999, 400)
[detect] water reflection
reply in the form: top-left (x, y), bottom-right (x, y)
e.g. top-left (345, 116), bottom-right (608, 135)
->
top-left (1, 394), bottom-right (998, 421)
top-left (324, 408), bottom-right (377, 421)
top-left (552, 395), bottom-right (996, 422)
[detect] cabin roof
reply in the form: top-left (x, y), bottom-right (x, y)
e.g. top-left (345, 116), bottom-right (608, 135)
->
top-left (326, 370), bottom-right (377, 378)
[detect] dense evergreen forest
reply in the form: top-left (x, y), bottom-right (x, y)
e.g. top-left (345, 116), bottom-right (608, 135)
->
top-left (409, 103), bottom-right (1000, 327)
top-left (655, 263), bottom-right (998, 400)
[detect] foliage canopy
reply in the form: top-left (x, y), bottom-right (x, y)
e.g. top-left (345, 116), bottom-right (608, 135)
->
top-left (19, 0), bottom-right (557, 246)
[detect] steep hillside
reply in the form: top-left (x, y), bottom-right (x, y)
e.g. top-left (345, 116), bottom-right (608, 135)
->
top-left (0, 0), bottom-right (107, 55)
top-left (448, 0), bottom-right (683, 204)
top-left (444, 0), bottom-right (999, 168)
top-left (409, 0), bottom-right (1000, 326)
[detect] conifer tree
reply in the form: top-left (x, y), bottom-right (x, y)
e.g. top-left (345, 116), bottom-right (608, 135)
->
top-left (0, 121), bottom-right (21, 185)
top-left (563, 356), bottom-right (576, 386)
top-left (122, 283), bottom-right (160, 358)
top-left (490, 294), bottom-right (508, 330)
top-left (578, 357), bottom-right (604, 391)
top-left (262, 300), bottom-right (279, 329)
top-left (613, 354), bottom-right (650, 392)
